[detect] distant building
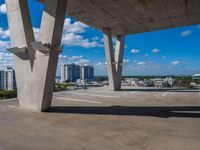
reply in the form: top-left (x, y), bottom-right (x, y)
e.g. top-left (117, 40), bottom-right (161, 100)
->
top-left (165, 77), bottom-right (175, 87)
top-left (0, 67), bottom-right (16, 91)
top-left (80, 65), bottom-right (94, 80)
top-left (61, 64), bottom-right (67, 83)
top-left (61, 63), bottom-right (94, 83)
top-left (151, 77), bottom-right (175, 88)
top-left (191, 74), bottom-right (200, 88)
top-left (151, 78), bottom-right (167, 88)
top-left (192, 74), bottom-right (200, 79)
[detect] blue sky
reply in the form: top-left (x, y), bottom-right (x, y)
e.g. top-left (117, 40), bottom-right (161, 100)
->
top-left (0, 0), bottom-right (200, 76)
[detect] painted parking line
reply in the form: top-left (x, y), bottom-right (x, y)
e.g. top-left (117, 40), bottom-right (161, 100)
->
top-left (161, 90), bottom-right (172, 96)
top-left (64, 92), bottom-right (121, 99)
top-left (8, 105), bottom-right (20, 109)
top-left (55, 97), bottom-right (102, 104)
top-left (92, 90), bottom-right (114, 94)
top-left (161, 92), bottom-right (170, 96)
top-left (129, 91), bottom-right (138, 94)
top-left (90, 90), bottom-right (139, 95)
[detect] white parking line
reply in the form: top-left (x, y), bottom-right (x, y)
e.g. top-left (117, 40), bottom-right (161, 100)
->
top-left (91, 90), bottom-right (138, 95)
top-left (55, 97), bottom-right (102, 104)
top-left (8, 105), bottom-right (20, 109)
top-left (64, 92), bottom-right (121, 99)
top-left (161, 91), bottom-right (171, 96)
top-left (92, 90), bottom-right (114, 94)
top-left (129, 91), bottom-right (138, 94)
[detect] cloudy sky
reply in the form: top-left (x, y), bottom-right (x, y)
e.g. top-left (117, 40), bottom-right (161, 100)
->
top-left (0, 0), bottom-right (200, 76)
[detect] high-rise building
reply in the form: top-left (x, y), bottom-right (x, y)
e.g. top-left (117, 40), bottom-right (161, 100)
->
top-left (66, 63), bottom-right (80, 82)
top-left (61, 63), bottom-right (81, 82)
top-left (0, 67), bottom-right (16, 91)
top-left (60, 64), bottom-right (94, 83)
top-left (61, 64), bottom-right (67, 83)
top-left (80, 65), bottom-right (94, 80)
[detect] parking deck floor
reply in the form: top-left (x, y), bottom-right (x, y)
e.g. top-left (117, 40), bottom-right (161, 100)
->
top-left (0, 87), bottom-right (200, 150)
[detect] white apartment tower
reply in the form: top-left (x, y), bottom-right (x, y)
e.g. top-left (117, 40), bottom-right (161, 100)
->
top-left (61, 64), bottom-right (94, 83)
top-left (0, 67), bottom-right (16, 91)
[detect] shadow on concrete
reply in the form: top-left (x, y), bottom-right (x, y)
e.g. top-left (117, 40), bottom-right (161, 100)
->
top-left (120, 88), bottom-right (199, 93)
top-left (49, 106), bottom-right (200, 118)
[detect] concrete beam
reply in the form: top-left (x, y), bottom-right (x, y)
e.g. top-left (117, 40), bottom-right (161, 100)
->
top-left (103, 28), bottom-right (125, 91)
top-left (6, 0), bottom-right (67, 112)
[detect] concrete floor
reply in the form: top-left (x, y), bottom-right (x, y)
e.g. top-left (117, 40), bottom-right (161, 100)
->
top-left (0, 87), bottom-right (200, 150)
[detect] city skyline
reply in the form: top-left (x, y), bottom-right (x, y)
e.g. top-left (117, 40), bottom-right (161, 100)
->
top-left (0, 0), bottom-right (200, 76)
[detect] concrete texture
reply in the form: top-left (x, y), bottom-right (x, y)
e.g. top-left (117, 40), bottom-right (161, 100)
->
top-left (6, 0), bottom-right (67, 111)
top-left (103, 29), bottom-right (125, 91)
top-left (103, 28), bottom-right (118, 91)
top-left (0, 87), bottom-right (200, 150)
top-left (6, 0), bottom-right (200, 111)
top-left (39, 0), bottom-right (200, 35)
top-left (114, 35), bottom-right (125, 90)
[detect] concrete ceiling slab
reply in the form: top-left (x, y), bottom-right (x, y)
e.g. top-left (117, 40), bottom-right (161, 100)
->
top-left (38, 0), bottom-right (200, 35)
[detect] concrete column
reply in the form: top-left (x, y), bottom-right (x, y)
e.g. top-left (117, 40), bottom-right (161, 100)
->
top-left (38, 0), bottom-right (68, 111)
top-left (6, 0), bottom-right (36, 110)
top-left (103, 28), bottom-right (117, 90)
top-left (115, 35), bottom-right (125, 90)
top-left (6, 0), bottom-right (67, 111)
top-left (103, 28), bottom-right (125, 91)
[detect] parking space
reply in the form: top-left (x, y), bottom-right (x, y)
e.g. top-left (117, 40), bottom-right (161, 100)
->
top-left (52, 87), bottom-right (200, 107)
top-left (0, 87), bottom-right (200, 150)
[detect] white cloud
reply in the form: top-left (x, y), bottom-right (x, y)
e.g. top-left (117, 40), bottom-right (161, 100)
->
top-left (0, 40), bottom-right (10, 50)
top-left (75, 59), bottom-right (90, 65)
top-left (33, 27), bottom-right (40, 41)
top-left (58, 54), bottom-right (90, 65)
top-left (62, 32), bottom-right (103, 48)
top-left (0, 3), bottom-right (6, 14)
top-left (0, 52), bottom-right (13, 67)
top-left (151, 49), bottom-right (160, 53)
top-left (63, 18), bottom-right (89, 34)
top-left (123, 59), bottom-right (130, 63)
top-left (171, 61), bottom-right (180, 65)
top-left (15, 18), bottom-right (102, 49)
top-left (91, 36), bottom-right (100, 41)
top-left (61, 18), bottom-right (103, 48)
top-left (0, 28), bottom-right (9, 39)
top-left (59, 55), bottom-right (84, 62)
top-left (130, 49), bottom-right (140, 54)
top-left (137, 62), bottom-right (146, 65)
top-left (180, 30), bottom-right (192, 37)
top-left (96, 62), bottom-right (103, 66)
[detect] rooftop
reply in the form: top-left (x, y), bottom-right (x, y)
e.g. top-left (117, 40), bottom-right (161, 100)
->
top-left (0, 87), bottom-right (200, 150)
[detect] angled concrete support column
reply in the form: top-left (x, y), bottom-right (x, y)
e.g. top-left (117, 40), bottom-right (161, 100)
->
top-left (103, 28), bottom-right (125, 91)
top-left (115, 35), bottom-right (125, 90)
top-left (6, 0), bottom-right (67, 111)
